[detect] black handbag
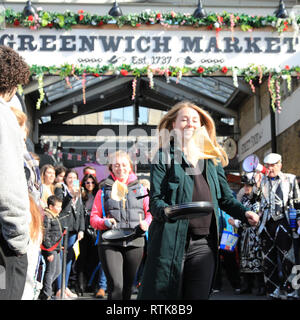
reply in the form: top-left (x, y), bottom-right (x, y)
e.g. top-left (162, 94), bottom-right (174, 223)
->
top-left (84, 208), bottom-right (97, 241)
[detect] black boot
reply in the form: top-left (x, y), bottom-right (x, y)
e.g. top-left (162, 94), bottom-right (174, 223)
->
top-left (76, 272), bottom-right (85, 296)
top-left (240, 285), bottom-right (252, 294)
top-left (256, 286), bottom-right (266, 296)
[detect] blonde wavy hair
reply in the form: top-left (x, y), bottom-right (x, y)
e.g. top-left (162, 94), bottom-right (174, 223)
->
top-left (157, 101), bottom-right (228, 167)
top-left (40, 164), bottom-right (55, 193)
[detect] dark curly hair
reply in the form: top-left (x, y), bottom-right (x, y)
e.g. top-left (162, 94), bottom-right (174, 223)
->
top-left (0, 45), bottom-right (30, 95)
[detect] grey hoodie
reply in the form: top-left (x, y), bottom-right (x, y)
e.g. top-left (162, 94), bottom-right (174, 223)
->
top-left (0, 99), bottom-right (30, 255)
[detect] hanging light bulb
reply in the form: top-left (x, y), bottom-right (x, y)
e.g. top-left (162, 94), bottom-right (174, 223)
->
top-left (108, 1), bottom-right (123, 17)
top-left (193, 0), bottom-right (206, 19)
top-left (274, 0), bottom-right (288, 19)
top-left (23, 1), bottom-right (37, 17)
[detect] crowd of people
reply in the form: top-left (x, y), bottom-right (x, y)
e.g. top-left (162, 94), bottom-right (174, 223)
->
top-left (0, 45), bottom-right (300, 301)
top-left (213, 156), bottom-right (300, 300)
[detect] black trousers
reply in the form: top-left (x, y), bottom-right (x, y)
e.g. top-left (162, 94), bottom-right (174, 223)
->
top-left (0, 235), bottom-right (28, 300)
top-left (260, 219), bottom-right (296, 294)
top-left (214, 249), bottom-right (241, 290)
top-left (98, 245), bottom-right (143, 300)
top-left (181, 236), bottom-right (215, 300)
top-left (76, 234), bottom-right (99, 289)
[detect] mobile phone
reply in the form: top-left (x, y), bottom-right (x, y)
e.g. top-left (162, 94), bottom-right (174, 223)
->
top-left (73, 179), bottom-right (80, 190)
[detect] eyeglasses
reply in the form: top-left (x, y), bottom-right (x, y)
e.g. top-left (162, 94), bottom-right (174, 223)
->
top-left (85, 181), bottom-right (95, 185)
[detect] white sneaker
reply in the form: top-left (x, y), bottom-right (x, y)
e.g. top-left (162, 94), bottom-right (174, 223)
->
top-left (287, 291), bottom-right (299, 300)
top-left (65, 287), bottom-right (78, 298)
top-left (269, 288), bottom-right (283, 299)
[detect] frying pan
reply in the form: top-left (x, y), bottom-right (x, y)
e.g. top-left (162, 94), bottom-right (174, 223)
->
top-left (164, 201), bottom-right (214, 221)
top-left (102, 228), bottom-right (136, 241)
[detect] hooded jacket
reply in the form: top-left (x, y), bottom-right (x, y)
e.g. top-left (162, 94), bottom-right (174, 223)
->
top-left (0, 101), bottom-right (30, 255)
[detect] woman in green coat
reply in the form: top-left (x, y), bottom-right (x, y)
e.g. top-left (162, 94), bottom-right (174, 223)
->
top-left (137, 101), bottom-right (259, 300)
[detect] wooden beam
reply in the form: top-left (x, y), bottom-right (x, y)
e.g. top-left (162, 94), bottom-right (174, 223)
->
top-left (50, 92), bottom-right (132, 124)
top-left (39, 124), bottom-right (157, 136)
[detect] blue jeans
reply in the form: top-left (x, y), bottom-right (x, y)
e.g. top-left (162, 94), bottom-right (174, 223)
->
top-left (98, 262), bottom-right (107, 290)
top-left (88, 261), bottom-right (107, 290)
top-left (57, 232), bottom-right (77, 290)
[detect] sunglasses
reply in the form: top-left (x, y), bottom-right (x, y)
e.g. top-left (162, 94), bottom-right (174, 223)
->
top-left (85, 181), bottom-right (95, 185)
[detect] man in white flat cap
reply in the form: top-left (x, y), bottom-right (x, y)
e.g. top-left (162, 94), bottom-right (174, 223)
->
top-left (255, 153), bottom-right (300, 300)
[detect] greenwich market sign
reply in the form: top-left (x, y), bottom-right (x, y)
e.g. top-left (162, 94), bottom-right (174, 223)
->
top-left (1, 28), bottom-right (299, 69)
top-left (2, 9), bottom-right (300, 111)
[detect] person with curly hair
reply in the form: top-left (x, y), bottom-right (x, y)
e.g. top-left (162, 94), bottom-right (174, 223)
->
top-left (0, 45), bottom-right (31, 299)
top-left (0, 45), bottom-right (30, 97)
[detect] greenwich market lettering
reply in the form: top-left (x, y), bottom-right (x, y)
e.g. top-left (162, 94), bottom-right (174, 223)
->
top-left (0, 34), bottom-right (298, 54)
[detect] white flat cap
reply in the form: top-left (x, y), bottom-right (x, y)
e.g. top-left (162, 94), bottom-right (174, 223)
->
top-left (263, 153), bottom-right (282, 164)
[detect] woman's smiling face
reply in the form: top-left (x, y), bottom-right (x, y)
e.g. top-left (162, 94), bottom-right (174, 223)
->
top-left (173, 106), bottom-right (201, 143)
top-left (111, 155), bottom-right (132, 183)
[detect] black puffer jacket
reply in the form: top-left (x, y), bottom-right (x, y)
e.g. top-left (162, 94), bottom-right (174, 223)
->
top-left (54, 184), bottom-right (85, 234)
top-left (42, 209), bottom-right (63, 257)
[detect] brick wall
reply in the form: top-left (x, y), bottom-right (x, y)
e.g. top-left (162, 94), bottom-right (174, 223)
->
top-left (238, 79), bottom-right (300, 176)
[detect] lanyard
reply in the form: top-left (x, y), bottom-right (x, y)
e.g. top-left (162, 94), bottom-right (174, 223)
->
top-left (95, 187), bottom-right (106, 245)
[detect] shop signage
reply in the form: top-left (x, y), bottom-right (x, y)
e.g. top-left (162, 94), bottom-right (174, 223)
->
top-left (0, 28), bottom-right (299, 68)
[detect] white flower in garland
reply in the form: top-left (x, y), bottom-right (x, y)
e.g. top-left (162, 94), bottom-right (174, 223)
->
top-left (282, 74), bottom-right (292, 91)
top-left (176, 69), bottom-right (182, 84)
top-left (147, 67), bottom-right (154, 89)
top-left (275, 66), bottom-right (282, 74)
top-left (165, 69), bottom-right (170, 83)
top-left (276, 18), bottom-right (282, 29)
top-left (232, 67), bottom-right (239, 88)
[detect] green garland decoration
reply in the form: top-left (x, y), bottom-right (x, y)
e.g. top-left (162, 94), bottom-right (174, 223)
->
top-left (6, 7), bottom-right (299, 112)
top-left (36, 73), bottom-right (44, 110)
top-left (27, 63), bottom-right (299, 113)
top-left (4, 8), bottom-right (300, 32)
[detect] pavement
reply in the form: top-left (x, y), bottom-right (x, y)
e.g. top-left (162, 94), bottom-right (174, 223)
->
top-left (70, 276), bottom-right (268, 301)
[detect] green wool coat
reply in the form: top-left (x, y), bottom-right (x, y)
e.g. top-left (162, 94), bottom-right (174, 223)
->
top-left (137, 146), bottom-right (248, 300)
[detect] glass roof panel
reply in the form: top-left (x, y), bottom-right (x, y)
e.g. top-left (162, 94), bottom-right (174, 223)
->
top-left (43, 76), bottom-right (107, 102)
top-left (169, 77), bottom-right (236, 104)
